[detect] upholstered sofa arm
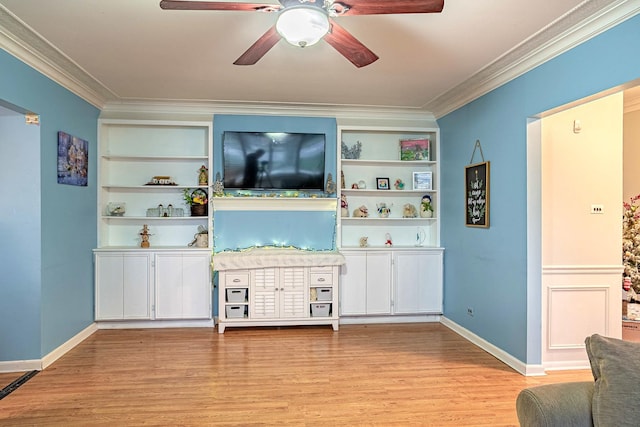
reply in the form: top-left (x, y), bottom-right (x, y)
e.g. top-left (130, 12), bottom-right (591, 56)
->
top-left (516, 381), bottom-right (594, 427)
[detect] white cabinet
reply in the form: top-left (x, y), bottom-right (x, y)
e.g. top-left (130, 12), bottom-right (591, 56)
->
top-left (339, 251), bottom-right (391, 315)
top-left (95, 252), bottom-right (152, 320)
top-left (155, 252), bottom-right (212, 319)
top-left (217, 265), bottom-right (340, 333)
top-left (94, 249), bottom-right (212, 323)
top-left (394, 251), bottom-right (443, 314)
top-left (338, 126), bottom-right (440, 249)
top-left (97, 119), bottom-right (212, 249)
top-left (340, 249), bottom-right (443, 318)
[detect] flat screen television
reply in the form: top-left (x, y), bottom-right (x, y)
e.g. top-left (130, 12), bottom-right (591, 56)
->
top-left (223, 131), bottom-right (326, 191)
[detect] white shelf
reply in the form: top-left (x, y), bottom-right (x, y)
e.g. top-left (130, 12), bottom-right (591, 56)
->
top-left (101, 216), bottom-right (207, 221)
top-left (340, 217), bottom-right (436, 222)
top-left (97, 119), bottom-right (213, 248)
top-left (338, 125), bottom-right (440, 249)
top-left (212, 197), bottom-right (337, 212)
top-left (102, 185), bottom-right (208, 190)
top-left (341, 189), bottom-right (437, 196)
top-left (341, 159), bottom-right (436, 166)
top-left (102, 155), bottom-right (208, 161)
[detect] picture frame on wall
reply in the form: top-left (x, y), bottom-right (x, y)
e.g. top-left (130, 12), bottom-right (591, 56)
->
top-left (57, 131), bottom-right (88, 186)
top-left (412, 171), bottom-right (433, 190)
top-left (376, 177), bottom-right (390, 190)
top-left (465, 161), bottom-right (490, 227)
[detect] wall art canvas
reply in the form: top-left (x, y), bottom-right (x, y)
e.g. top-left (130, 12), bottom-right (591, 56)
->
top-left (57, 131), bottom-right (88, 186)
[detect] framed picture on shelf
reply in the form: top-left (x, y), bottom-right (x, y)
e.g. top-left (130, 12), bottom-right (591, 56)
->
top-left (376, 177), bottom-right (390, 190)
top-left (413, 171), bottom-right (432, 190)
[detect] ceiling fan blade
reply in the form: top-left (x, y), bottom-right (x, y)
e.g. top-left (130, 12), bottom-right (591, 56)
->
top-left (234, 26), bottom-right (281, 66)
top-left (324, 20), bottom-right (378, 68)
top-left (333, 0), bottom-right (444, 15)
top-left (159, 1), bottom-right (281, 12)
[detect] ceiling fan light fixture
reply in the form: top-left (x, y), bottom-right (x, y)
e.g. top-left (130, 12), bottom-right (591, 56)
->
top-left (276, 6), bottom-right (330, 48)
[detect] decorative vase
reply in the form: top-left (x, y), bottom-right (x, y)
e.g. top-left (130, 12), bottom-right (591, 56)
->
top-left (190, 204), bottom-right (207, 217)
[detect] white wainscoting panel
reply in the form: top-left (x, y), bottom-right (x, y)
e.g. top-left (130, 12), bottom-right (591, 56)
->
top-left (548, 285), bottom-right (609, 349)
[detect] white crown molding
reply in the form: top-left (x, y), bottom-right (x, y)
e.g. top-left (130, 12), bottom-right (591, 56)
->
top-left (426, 0), bottom-right (640, 118)
top-left (0, 5), bottom-right (116, 109)
top-left (101, 98), bottom-right (438, 125)
top-left (2, 1), bottom-right (638, 119)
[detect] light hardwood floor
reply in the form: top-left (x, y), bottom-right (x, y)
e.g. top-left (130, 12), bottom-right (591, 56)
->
top-left (0, 323), bottom-right (593, 426)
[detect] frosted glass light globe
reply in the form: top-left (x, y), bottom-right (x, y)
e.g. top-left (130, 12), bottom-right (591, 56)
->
top-left (276, 6), bottom-right (330, 47)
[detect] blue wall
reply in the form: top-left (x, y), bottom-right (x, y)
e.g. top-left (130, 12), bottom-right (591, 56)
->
top-left (438, 14), bottom-right (640, 363)
top-left (212, 114), bottom-right (338, 252)
top-left (0, 49), bottom-right (100, 361)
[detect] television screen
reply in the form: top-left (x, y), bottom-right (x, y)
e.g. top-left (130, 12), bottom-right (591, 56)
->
top-left (223, 131), bottom-right (326, 191)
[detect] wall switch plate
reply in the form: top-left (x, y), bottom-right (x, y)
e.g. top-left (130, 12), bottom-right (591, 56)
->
top-left (591, 204), bottom-right (604, 214)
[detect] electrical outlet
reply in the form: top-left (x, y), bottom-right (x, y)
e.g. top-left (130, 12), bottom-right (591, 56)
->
top-left (467, 307), bottom-right (474, 317)
top-left (591, 204), bottom-right (604, 214)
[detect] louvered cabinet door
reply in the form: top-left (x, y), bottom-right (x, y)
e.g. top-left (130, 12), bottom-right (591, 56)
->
top-left (251, 268), bottom-right (278, 318)
top-left (279, 267), bottom-right (307, 318)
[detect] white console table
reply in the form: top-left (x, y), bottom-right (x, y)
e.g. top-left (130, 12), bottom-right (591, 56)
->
top-left (214, 248), bottom-right (345, 333)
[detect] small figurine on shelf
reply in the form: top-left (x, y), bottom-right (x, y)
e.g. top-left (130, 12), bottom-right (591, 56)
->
top-left (394, 179), bottom-right (405, 190)
top-left (403, 203), bottom-right (418, 218)
top-left (140, 224), bottom-right (151, 248)
top-left (325, 173), bottom-right (336, 195)
top-left (384, 233), bottom-right (393, 247)
top-left (341, 194), bottom-right (349, 217)
top-left (353, 205), bottom-right (369, 218)
top-left (198, 165), bottom-right (208, 186)
top-left (377, 202), bottom-right (392, 218)
top-left (212, 172), bottom-right (224, 197)
top-left (359, 236), bottom-right (369, 247)
top-left (420, 194), bottom-right (434, 218)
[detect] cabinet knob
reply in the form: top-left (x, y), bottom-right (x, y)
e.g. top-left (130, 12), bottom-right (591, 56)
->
top-left (317, 278), bottom-right (325, 282)
top-left (233, 278), bottom-right (240, 283)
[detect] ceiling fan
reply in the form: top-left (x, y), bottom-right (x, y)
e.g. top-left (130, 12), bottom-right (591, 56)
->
top-left (159, 0), bottom-right (444, 67)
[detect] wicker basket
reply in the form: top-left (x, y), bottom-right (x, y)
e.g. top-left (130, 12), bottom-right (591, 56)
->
top-left (190, 204), bottom-right (207, 217)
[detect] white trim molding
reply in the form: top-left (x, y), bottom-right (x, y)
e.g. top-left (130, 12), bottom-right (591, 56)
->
top-left (426, 0), bottom-right (640, 118)
top-left (0, 323), bottom-right (98, 373)
top-left (440, 316), bottom-right (546, 376)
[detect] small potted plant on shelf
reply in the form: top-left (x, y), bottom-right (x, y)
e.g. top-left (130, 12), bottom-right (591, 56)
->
top-left (184, 188), bottom-right (208, 216)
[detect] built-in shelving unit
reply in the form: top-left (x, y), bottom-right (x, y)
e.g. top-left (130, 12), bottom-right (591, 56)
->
top-left (94, 119), bottom-right (213, 326)
top-left (337, 125), bottom-right (443, 321)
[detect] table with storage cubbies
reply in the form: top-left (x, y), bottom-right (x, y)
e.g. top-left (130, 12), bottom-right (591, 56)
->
top-left (214, 248), bottom-right (345, 333)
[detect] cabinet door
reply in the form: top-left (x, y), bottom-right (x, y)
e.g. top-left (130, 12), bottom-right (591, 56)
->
top-left (251, 268), bottom-right (278, 318)
top-left (280, 267), bottom-right (307, 318)
top-left (366, 252), bottom-right (392, 315)
top-left (181, 253), bottom-right (212, 319)
top-left (155, 253), bottom-right (212, 319)
top-left (340, 252), bottom-right (367, 315)
top-left (394, 251), bottom-right (443, 314)
top-left (95, 253), bottom-right (150, 320)
top-left (155, 254), bottom-right (184, 319)
top-left (123, 254), bottom-right (152, 319)
top-left (340, 251), bottom-right (392, 315)
top-left (95, 254), bottom-right (125, 320)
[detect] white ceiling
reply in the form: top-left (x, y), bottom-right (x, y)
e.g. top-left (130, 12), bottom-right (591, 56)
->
top-left (0, 0), bottom-right (635, 116)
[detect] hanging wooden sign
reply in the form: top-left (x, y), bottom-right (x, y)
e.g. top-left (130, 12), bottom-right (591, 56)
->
top-left (465, 140), bottom-right (490, 228)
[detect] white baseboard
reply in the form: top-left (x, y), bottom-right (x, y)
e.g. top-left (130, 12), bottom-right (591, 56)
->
top-left (0, 359), bottom-right (42, 373)
top-left (96, 319), bottom-right (215, 329)
top-left (440, 317), bottom-right (546, 376)
top-left (339, 314), bottom-right (441, 325)
top-left (0, 323), bottom-right (98, 373)
top-left (42, 323), bottom-right (98, 369)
